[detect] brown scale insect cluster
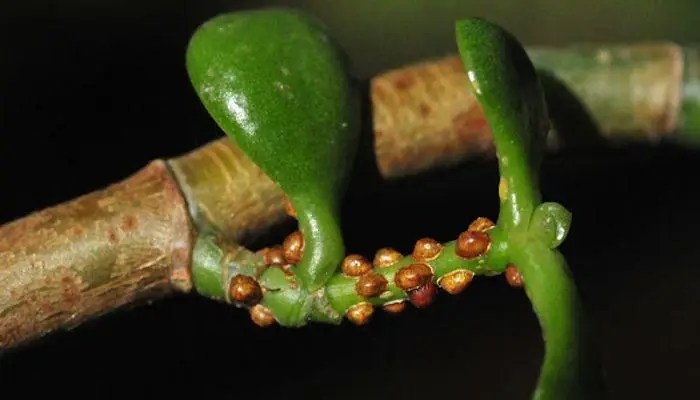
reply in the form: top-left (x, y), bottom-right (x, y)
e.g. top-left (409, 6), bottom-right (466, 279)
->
top-left (245, 215), bottom-right (514, 328)
top-left (341, 247), bottom-right (407, 324)
top-left (344, 217), bottom-right (498, 325)
top-left (236, 228), bottom-right (309, 327)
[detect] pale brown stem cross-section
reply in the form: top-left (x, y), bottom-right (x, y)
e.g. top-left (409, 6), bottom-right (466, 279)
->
top-left (168, 138), bottom-right (286, 245)
top-left (0, 161), bottom-right (193, 350)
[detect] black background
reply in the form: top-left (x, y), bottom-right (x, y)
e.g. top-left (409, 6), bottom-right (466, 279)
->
top-left (1, 1), bottom-right (699, 399)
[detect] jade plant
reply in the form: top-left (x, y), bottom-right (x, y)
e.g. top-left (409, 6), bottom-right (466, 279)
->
top-left (186, 9), bottom-right (605, 399)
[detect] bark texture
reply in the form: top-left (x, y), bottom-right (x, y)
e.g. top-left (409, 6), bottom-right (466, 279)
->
top-left (0, 161), bottom-right (193, 350)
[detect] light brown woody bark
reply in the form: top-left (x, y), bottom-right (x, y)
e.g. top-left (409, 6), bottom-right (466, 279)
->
top-left (0, 161), bottom-right (193, 350)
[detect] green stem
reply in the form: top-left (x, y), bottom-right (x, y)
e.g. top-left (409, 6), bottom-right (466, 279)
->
top-left (509, 237), bottom-right (604, 399)
top-left (293, 198), bottom-right (345, 292)
top-left (454, 17), bottom-right (605, 399)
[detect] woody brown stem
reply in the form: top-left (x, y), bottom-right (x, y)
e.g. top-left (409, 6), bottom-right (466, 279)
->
top-left (0, 161), bottom-right (193, 351)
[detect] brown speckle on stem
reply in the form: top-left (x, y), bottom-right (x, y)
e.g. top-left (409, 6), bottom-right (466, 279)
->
top-left (394, 263), bottom-right (433, 291)
top-left (455, 230), bottom-right (491, 259)
top-left (282, 231), bottom-right (304, 264)
top-left (355, 274), bottom-right (389, 298)
top-left (71, 226), bottom-right (85, 238)
top-left (437, 269), bottom-right (474, 295)
top-left (408, 282), bottom-right (437, 308)
top-left (60, 274), bottom-right (82, 306)
top-left (122, 215), bottom-right (139, 231)
top-left (229, 275), bottom-right (263, 305)
top-left (412, 238), bottom-right (442, 262)
top-left (373, 248), bottom-right (403, 268)
top-left (393, 74), bottom-right (415, 90)
top-left (505, 264), bottom-right (524, 287)
top-left (342, 254), bottom-right (373, 277)
top-left (468, 217), bottom-right (495, 233)
top-left (170, 245), bottom-right (192, 291)
top-left (346, 302), bottom-right (374, 325)
top-left (382, 300), bottom-right (406, 314)
top-left (250, 304), bottom-right (276, 327)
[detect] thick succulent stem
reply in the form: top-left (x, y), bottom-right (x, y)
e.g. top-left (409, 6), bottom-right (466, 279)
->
top-left (455, 18), bottom-right (605, 399)
top-left (293, 199), bottom-right (345, 292)
top-left (509, 238), bottom-right (603, 399)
